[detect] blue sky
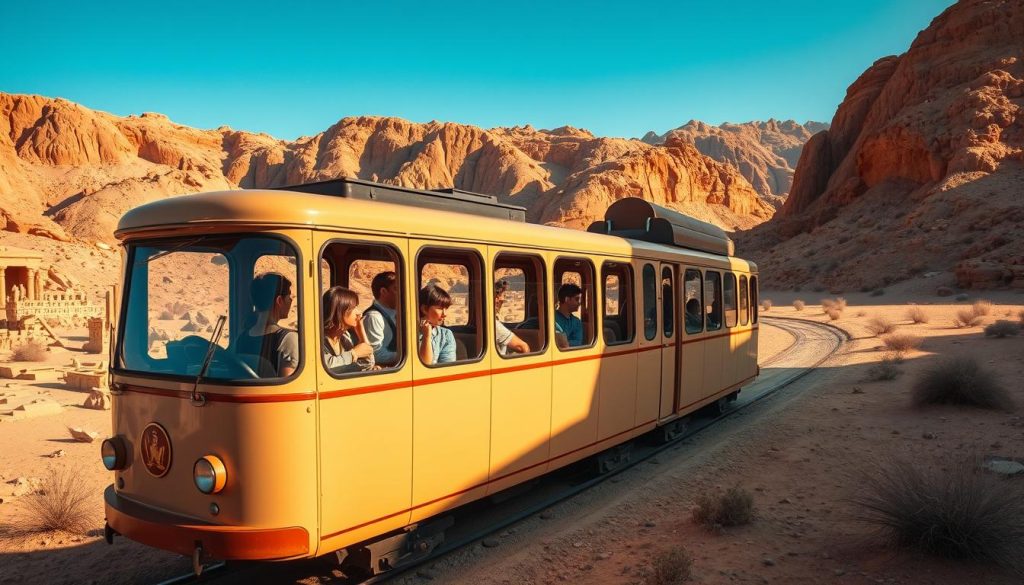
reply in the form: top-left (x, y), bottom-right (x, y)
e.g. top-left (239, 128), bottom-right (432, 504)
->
top-left (2, 0), bottom-right (954, 140)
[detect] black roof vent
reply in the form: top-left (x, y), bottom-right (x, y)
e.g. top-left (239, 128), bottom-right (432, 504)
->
top-left (271, 178), bottom-right (526, 222)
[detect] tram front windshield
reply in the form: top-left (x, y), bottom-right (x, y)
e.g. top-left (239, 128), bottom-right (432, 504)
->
top-left (118, 235), bottom-right (302, 382)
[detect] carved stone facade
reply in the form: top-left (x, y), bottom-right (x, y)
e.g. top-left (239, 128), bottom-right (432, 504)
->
top-left (1, 245), bottom-right (102, 329)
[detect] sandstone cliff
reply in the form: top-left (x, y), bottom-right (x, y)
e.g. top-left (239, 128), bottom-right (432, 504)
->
top-left (0, 94), bottom-right (774, 253)
top-left (643, 119), bottom-right (826, 204)
top-left (741, 0), bottom-right (1024, 291)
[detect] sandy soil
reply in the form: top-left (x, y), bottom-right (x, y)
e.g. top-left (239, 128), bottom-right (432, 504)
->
top-left (1, 291), bottom-right (1022, 584)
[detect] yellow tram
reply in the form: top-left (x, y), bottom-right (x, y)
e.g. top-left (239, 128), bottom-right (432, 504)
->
top-left (101, 178), bottom-right (759, 573)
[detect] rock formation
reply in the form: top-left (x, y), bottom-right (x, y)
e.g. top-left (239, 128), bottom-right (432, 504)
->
top-left (643, 119), bottom-right (827, 204)
top-left (1, 93), bottom-right (775, 255)
top-left (741, 0), bottom-right (1024, 291)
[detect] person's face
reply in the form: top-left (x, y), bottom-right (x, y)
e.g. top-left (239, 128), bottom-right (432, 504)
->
top-left (422, 304), bottom-right (446, 326)
top-left (342, 305), bottom-right (360, 329)
top-left (495, 292), bottom-right (505, 313)
top-left (562, 294), bottom-right (582, 313)
top-left (274, 290), bottom-right (293, 320)
top-left (379, 281), bottom-right (399, 309)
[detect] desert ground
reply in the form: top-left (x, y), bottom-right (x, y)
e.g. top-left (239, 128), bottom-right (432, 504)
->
top-left (1, 283), bottom-right (1023, 585)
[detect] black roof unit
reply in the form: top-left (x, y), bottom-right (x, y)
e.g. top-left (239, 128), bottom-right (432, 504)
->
top-left (272, 178), bottom-right (526, 222)
top-left (587, 197), bottom-right (735, 257)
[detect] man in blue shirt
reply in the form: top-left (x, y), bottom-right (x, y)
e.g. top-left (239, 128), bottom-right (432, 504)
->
top-left (363, 271), bottom-right (400, 366)
top-left (554, 283), bottom-right (584, 349)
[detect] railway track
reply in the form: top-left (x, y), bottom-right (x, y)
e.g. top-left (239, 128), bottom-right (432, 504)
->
top-left (155, 316), bottom-right (846, 585)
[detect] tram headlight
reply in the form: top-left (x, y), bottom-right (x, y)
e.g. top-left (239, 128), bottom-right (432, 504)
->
top-left (193, 455), bottom-right (227, 494)
top-left (101, 437), bottom-right (127, 471)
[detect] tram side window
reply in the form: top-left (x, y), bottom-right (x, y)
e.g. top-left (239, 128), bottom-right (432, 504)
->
top-left (419, 248), bottom-right (484, 365)
top-left (602, 262), bottom-right (635, 345)
top-left (119, 235), bottom-right (302, 382)
top-left (751, 276), bottom-right (759, 324)
top-left (320, 241), bottom-right (403, 376)
top-left (553, 258), bottom-right (597, 350)
top-left (662, 266), bottom-right (674, 338)
top-left (705, 271), bottom-right (723, 332)
top-left (724, 272), bottom-right (738, 328)
top-left (494, 254), bottom-right (547, 358)
top-left (642, 263), bottom-right (658, 341)
top-left (684, 269), bottom-right (703, 334)
top-left (739, 275), bottom-right (749, 326)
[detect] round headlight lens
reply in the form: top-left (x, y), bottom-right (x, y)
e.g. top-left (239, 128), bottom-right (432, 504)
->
top-left (101, 437), bottom-right (126, 471)
top-left (193, 455), bottom-right (227, 494)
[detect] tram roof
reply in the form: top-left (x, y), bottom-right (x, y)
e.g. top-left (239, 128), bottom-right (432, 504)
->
top-left (116, 189), bottom-right (757, 271)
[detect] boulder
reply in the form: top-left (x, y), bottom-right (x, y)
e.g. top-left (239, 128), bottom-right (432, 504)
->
top-left (67, 427), bottom-right (99, 443)
top-left (83, 388), bottom-right (111, 410)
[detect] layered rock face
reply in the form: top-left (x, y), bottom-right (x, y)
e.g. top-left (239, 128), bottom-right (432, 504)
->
top-left (643, 119), bottom-right (827, 204)
top-left (0, 94), bottom-right (773, 249)
top-left (742, 0), bottom-right (1024, 291)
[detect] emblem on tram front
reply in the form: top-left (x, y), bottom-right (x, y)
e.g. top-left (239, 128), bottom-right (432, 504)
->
top-left (141, 423), bottom-right (172, 477)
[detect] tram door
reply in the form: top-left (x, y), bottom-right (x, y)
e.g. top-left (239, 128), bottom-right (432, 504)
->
top-left (658, 263), bottom-right (679, 419)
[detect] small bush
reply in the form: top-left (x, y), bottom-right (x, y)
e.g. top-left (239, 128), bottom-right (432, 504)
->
top-left (821, 298), bottom-right (836, 312)
top-left (649, 547), bottom-right (693, 585)
top-left (882, 333), bottom-right (922, 354)
top-left (953, 309), bottom-right (983, 328)
top-left (692, 486), bottom-right (755, 528)
top-left (1, 467), bottom-right (94, 537)
top-left (793, 299), bottom-right (805, 311)
top-left (906, 306), bottom-right (929, 324)
top-left (866, 316), bottom-right (897, 336)
top-left (12, 341), bottom-right (48, 362)
top-left (850, 456), bottom-right (1024, 574)
top-left (826, 308), bottom-right (843, 321)
top-left (972, 300), bottom-right (993, 316)
top-left (912, 357), bottom-right (1013, 410)
top-left (866, 358), bottom-right (900, 381)
top-left (984, 320), bottom-right (1020, 338)
top-left (836, 297), bottom-right (848, 311)
top-left (761, 299), bottom-right (772, 312)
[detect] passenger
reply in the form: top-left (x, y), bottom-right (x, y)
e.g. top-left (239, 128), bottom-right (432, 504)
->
top-left (685, 297), bottom-right (703, 331)
top-left (322, 286), bottom-right (375, 373)
top-left (417, 284), bottom-right (456, 365)
top-left (554, 283), bottom-right (584, 349)
top-left (494, 279), bottom-right (530, 356)
top-left (363, 271), bottom-right (400, 366)
top-left (237, 272), bottom-right (299, 377)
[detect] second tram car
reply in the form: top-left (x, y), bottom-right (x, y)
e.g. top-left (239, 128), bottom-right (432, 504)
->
top-left (101, 179), bottom-right (759, 574)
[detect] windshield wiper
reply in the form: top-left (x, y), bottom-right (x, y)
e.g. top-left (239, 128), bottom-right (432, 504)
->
top-left (191, 315), bottom-right (227, 407)
top-left (143, 236), bottom-right (208, 264)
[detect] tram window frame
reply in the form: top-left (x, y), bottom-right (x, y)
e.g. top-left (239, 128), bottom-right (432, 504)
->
top-left (662, 266), bottom-right (675, 339)
top-left (739, 275), bottom-right (749, 326)
top-left (751, 275), bottom-right (759, 324)
top-left (724, 272), bottom-right (738, 328)
top-left (705, 271), bottom-right (723, 332)
top-left (115, 232), bottom-right (306, 387)
top-left (493, 253), bottom-right (548, 359)
top-left (553, 257), bottom-right (597, 351)
top-left (601, 261), bottom-right (635, 346)
top-left (642, 263), bottom-right (658, 341)
top-left (416, 247), bottom-right (486, 367)
top-left (683, 268), bottom-right (703, 335)
top-left (318, 239), bottom-right (406, 379)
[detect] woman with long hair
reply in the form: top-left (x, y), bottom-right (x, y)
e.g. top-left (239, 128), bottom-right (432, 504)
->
top-left (418, 284), bottom-right (456, 364)
top-left (322, 286), bottom-right (375, 373)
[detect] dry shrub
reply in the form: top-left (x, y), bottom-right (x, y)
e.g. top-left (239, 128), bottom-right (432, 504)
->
top-left (836, 297), bottom-right (848, 311)
top-left (866, 316), bottom-right (897, 336)
top-left (953, 309), bottom-right (983, 328)
top-left (972, 300), bottom-right (993, 316)
top-left (793, 299), bottom-right (805, 311)
top-left (906, 306), bottom-right (929, 324)
top-left (912, 357), bottom-right (1012, 410)
top-left (0, 467), bottom-right (95, 538)
top-left (866, 358), bottom-right (900, 382)
top-left (826, 308), bottom-right (843, 321)
top-left (12, 341), bottom-right (48, 362)
top-left (850, 455), bottom-right (1024, 574)
top-left (984, 320), bottom-right (1020, 338)
top-left (692, 486), bottom-right (754, 528)
top-left (649, 546), bottom-right (693, 585)
top-left (821, 299), bottom-right (836, 312)
top-left (761, 299), bottom-right (772, 312)
top-left (882, 333), bottom-right (922, 354)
